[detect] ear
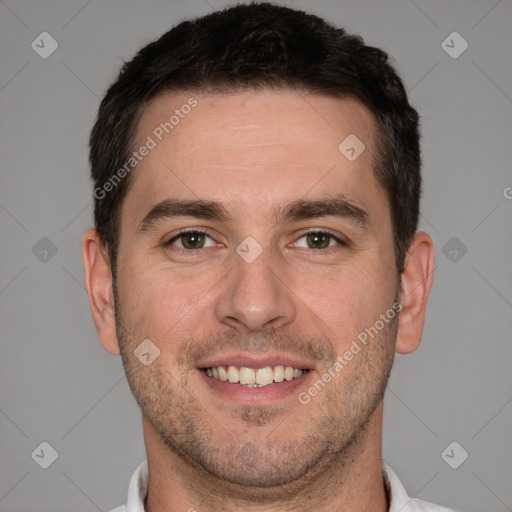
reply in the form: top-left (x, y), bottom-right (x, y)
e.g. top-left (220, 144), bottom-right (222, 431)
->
top-left (395, 231), bottom-right (435, 354)
top-left (82, 228), bottom-right (120, 355)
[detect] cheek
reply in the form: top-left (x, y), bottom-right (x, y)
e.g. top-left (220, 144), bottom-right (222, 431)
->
top-left (117, 260), bottom-right (214, 341)
top-left (296, 264), bottom-right (393, 346)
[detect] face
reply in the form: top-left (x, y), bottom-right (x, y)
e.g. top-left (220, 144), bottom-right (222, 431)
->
top-left (113, 90), bottom-right (399, 487)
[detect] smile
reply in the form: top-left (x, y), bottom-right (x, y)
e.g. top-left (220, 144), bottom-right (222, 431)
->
top-left (202, 365), bottom-right (309, 387)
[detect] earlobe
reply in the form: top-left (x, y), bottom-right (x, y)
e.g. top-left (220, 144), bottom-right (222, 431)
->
top-left (395, 231), bottom-right (435, 355)
top-left (82, 228), bottom-right (121, 355)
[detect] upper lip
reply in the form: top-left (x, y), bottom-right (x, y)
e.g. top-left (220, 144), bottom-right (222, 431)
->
top-left (196, 352), bottom-right (317, 371)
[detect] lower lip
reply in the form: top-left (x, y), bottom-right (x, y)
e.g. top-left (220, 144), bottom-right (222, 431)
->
top-left (197, 369), bottom-right (313, 405)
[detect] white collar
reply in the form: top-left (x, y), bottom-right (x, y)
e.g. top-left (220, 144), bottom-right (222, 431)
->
top-left (119, 460), bottom-right (456, 512)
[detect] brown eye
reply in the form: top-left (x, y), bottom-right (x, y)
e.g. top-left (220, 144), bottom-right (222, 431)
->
top-left (291, 231), bottom-right (343, 250)
top-left (168, 231), bottom-right (215, 250)
top-left (305, 232), bottom-right (332, 249)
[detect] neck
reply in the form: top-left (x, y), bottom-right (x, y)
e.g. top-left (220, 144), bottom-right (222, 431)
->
top-left (143, 403), bottom-right (388, 512)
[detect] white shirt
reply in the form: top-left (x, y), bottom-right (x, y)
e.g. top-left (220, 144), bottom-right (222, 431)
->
top-left (110, 460), bottom-right (457, 512)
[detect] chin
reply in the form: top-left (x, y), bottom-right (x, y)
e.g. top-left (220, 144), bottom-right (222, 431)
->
top-left (191, 437), bottom-right (326, 489)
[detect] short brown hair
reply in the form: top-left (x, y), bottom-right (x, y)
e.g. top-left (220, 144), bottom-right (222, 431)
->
top-left (89, 1), bottom-right (421, 275)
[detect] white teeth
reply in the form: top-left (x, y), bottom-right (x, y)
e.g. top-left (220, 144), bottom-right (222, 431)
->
top-left (239, 367), bottom-right (256, 385)
top-left (227, 365), bottom-right (239, 383)
top-left (204, 364), bottom-right (306, 386)
top-left (255, 367), bottom-right (274, 385)
top-left (273, 365), bottom-right (285, 382)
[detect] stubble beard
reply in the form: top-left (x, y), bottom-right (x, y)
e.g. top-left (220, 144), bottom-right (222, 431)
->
top-left (113, 283), bottom-right (397, 493)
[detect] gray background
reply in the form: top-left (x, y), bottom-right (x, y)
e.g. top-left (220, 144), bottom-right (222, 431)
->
top-left (0, 0), bottom-right (511, 510)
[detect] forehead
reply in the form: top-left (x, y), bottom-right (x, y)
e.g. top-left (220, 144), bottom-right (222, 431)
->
top-left (124, 90), bottom-right (386, 225)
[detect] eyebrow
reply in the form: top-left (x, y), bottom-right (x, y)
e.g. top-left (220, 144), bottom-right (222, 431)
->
top-left (137, 194), bottom-right (370, 232)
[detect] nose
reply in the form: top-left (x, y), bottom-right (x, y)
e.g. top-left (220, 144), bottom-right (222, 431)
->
top-left (214, 245), bottom-right (296, 333)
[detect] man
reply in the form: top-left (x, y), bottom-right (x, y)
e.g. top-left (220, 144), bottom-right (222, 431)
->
top-left (82, 2), bottom-right (451, 511)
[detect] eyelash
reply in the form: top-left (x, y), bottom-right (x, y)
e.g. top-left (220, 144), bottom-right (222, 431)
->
top-left (165, 229), bottom-right (347, 253)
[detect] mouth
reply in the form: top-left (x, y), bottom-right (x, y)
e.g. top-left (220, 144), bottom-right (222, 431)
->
top-left (196, 354), bottom-right (316, 404)
top-left (201, 365), bottom-right (310, 387)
